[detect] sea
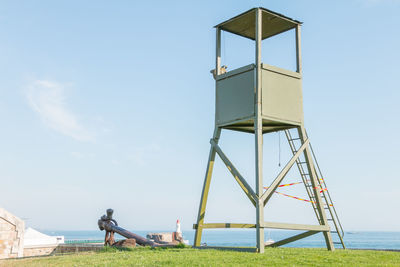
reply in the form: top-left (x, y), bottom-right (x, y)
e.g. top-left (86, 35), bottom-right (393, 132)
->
top-left (42, 230), bottom-right (400, 250)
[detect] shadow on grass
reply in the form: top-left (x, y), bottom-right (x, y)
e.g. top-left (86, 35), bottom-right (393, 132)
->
top-left (100, 246), bottom-right (135, 253)
top-left (101, 243), bottom-right (188, 253)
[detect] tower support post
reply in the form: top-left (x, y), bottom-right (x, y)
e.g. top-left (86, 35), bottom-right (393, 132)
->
top-left (254, 8), bottom-right (264, 253)
top-left (194, 26), bottom-right (224, 247)
top-left (295, 24), bottom-right (302, 74)
top-left (297, 126), bottom-right (335, 251)
top-left (194, 127), bottom-right (221, 247)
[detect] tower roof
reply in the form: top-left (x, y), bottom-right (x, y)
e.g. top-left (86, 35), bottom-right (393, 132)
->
top-left (214, 7), bottom-right (302, 40)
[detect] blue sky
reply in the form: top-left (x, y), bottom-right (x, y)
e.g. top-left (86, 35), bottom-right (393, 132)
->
top-left (0, 0), bottom-right (399, 232)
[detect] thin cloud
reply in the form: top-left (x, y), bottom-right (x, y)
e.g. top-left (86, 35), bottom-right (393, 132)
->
top-left (26, 80), bottom-right (94, 142)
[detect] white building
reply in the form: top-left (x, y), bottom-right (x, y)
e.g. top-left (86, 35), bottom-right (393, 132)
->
top-left (24, 227), bottom-right (64, 247)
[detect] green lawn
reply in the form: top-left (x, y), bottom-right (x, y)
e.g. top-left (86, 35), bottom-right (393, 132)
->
top-left (2, 247), bottom-right (400, 267)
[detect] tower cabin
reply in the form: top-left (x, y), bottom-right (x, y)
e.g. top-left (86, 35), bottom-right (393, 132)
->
top-left (214, 7), bottom-right (303, 133)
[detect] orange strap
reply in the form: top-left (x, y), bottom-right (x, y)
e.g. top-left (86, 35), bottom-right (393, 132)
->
top-left (274, 191), bottom-right (333, 206)
top-left (274, 191), bottom-right (314, 203)
top-left (264, 179), bottom-right (327, 193)
top-left (264, 182), bottom-right (303, 189)
top-left (263, 178), bottom-right (331, 205)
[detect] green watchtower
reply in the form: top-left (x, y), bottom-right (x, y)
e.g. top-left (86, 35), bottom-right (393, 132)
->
top-left (194, 7), bottom-right (345, 253)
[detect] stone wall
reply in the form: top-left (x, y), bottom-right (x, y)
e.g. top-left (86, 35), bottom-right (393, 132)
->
top-left (54, 244), bottom-right (104, 254)
top-left (0, 208), bottom-right (24, 259)
top-left (23, 244), bottom-right (104, 257)
top-left (23, 245), bottom-right (57, 257)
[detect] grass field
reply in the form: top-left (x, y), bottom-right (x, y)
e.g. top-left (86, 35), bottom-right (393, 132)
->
top-left (2, 247), bottom-right (400, 266)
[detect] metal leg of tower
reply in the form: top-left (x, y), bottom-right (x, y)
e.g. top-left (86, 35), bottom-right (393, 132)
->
top-left (297, 126), bottom-right (335, 251)
top-left (194, 127), bottom-right (221, 247)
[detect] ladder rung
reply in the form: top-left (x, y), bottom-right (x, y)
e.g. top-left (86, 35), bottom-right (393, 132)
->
top-left (298, 161), bottom-right (307, 164)
top-left (333, 242), bottom-right (343, 245)
top-left (331, 231), bottom-right (338, 233)
top-left (327, 219), bottom-right (334, 221)
top-left (289, 138), bottom-right (301, 141)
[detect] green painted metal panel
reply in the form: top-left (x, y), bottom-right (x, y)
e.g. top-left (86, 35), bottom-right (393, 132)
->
top-left (215, 63), bottom-right (302, 131)
top-left (261, 64), bottom-right (303, 125)
top-left (216, 67), bottom-right (254, 126)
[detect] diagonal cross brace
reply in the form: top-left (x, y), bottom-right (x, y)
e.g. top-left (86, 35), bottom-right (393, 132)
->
top-left (261, 138), bottom-right (310, 206)
top-left (265, 230), bottom-right (320, 247)
top-left (210, 139), bottom-right (257, 206)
